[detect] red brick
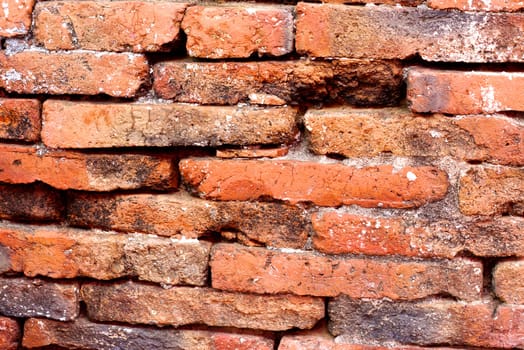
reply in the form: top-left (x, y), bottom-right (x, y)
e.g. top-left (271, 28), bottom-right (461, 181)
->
top-left (67, 192), bottom-right (309, 248)
top-left (0, 0), bottom-right (34, 37)
top-left (305, 107), bottom-right (523, 166)
top-left (0, 98), bottom-right (40, 142)
top-left (407, 68), bottom-right (524, 114)
top-left (81, 281), bottom-right (324, 331)
top-left (211, 244), bottom-right (482, 301)
top-left (182, 6), bottom-right (293, 58)
top-left (312, 213), bottom-right (524, 258)
top-left (493, 259), bottom-right (524, 304)
top-left (42, 100), bottom-right (298, 148)
top-left (296, 3), bottom-right (524, 62)
top-left (0, 277), bottom-right (79, 320)
top-left (0, 317), bottom-right (19, 350)
top-left (0, 221), bottom-right (210, 285)
top-left (216, 147), bottom-right (289, 159)
top-left (153, 59), bottom-right (403, 106)
top-left (0, 51), bottom-right (148, 97)
top-left (180, 159), bottom-right (449, 208)
top-left (23, 316), bottom-right (274, 349)
top-left (459, 166), bottom-right (524, 216)
top-left (317, 0), bottom-right (423, 4)
top-left (428, 0), bottom-right (524, 11)
top-left (0, 144), bottom-right (176, 191)
top-left (329, 297), bottom-right (524, 348)
top-left (0, 183), bottom-right (63, 222)
top-left (34, 1), bottom-right (188, 52)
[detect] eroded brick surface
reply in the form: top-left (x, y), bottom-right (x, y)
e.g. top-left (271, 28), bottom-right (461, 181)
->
top-left (493, 259), bottom-right (524, 304)
top-left (0, 0), bottom-right (34, 37)
top-left (0, 98), bottom-right (40, 142)
top-left (0, 317), bottom-right (19, 350)
top-left (428, 0), bottom-right (524, 11)
top-left (0, 183), bottom-right (63, 222)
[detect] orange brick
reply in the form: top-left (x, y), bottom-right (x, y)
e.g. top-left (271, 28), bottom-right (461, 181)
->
top-left (0, 98), bottom-right (40, 142)
top-left (182, 6), bottom-right (293, 58)
top-left (0, 317), bottom-right (19, 350)
top-left (211, 244), bottom-right (482, 301)
top-left (493, 259), bottom-right (524, 304)
top-left (407, 68), bottom-right (524, 114)
top-left (0, 144), bottom-right (176, 191)
top-left (81, 281), bottom-right (324, 331)
top-left (0, 183), bottom-right (63, 222)
top-left (67, 192), bottom-right (309, 248)
top-left (34, 1), bottom-right (188, 51)
top-left (329, 297), bottom-right (524, 348)
top-left (459, 166), bottom-right (524, 216)
top-left (0, 0), bottom-right (34, 37)
top-left (23, 316), bottom-right (274, 349)
top-left (153, 59), bottom-right (403, 106)
top-left (312, 213), bottom-right (524, 258)
top-left (0, 277), bottom-right (79, 321)
top-left (428, 0), bottom-right (524, 11)
top-left (0, 221), bottom-right (210, 285)
top-left (180, 159), bottom-right (449, 208)
top-left (42, 100), bottom-right (298, 148)
top-left (216, 147), bottom-right (289, 158)
top-left (0, 51), bottom-right (148, 97)
top-left (296, 3), bottom-right (524, 62)
top-left (305, 107), bottom-right (523, 166)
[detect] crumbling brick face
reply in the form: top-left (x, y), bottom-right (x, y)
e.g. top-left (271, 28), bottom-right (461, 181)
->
top-left (0, 1), bottom-right (522, 349)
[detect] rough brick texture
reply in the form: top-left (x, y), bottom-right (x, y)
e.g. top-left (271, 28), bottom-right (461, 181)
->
top-left (153, 60), bottom-right (403, 106)
top-left (81, 281), bottom-right (324, 331)
top-left (0, 51), bottom-right (148, 97)
top-left (428, 0), bottom-right (524, 11)
top-left (0, 144), bottom-right (177, 191)
top-left (180, 159), bottom-right (449, 208)
top-left (329, 297), bottom-right (524, 348)
top-left (0, 222), bottom-right (210, 285)
top-left (305, 107), bottom-right (523, 166)
top-left (42, 100), bottom-right (298, 148)
top-left (493, 260), bottom-right (524, 304)
top-left (0, 277), bottom-right (79, 321)
top-left (407, 68), bottom-right (524, 114)
top-left (0, 0), bottom-right (34, 37)
top-left (459, 166), bottom-right (524, 216)
top-left (67, 192), bottom-right (310, 248)
top-left (23, 317), bottom-right (274, 350)
top-left (34, 1), bottom-right (188, 52)
top-left (0, 317), bottom-right (19, 350)
top-left (182, 6), bottom-right (293, 58)
top-left (312, 213), bottom-right (524, 258)
top-left (211, 244), bottom-right (482, 301)
top-left (296, 3), bottom-right (524, 62)
top-left (0, 98), bottom-right (40, 142)
top-left (0, 183), bottom-right (63, 222)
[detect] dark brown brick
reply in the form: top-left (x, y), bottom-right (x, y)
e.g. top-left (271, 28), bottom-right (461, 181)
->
top-left (0, 183), bottom-right (63, 222)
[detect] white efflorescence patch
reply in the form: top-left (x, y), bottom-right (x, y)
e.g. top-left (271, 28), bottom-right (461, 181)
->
top-left (406, 171), bottom-right (417, 181)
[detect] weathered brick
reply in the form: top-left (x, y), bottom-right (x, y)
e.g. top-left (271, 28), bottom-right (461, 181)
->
top-left (305, 107), bottom-right (523, 166)
top-left (211, 244), bottom-right (482, 301)
top-left (153, 59), bottom-right (403, 106)
top-left (459, 166), bottom-right (524, 216)
top-left (407, 68), bottom-right (524, 114)
top-left (34, 1), bottom-right (188, 52)
top-left (0, 0), bottom-right (34, 37)
top-left (0, 222), bottom-right (210, 285)
top-left (216, 147), bottom-right (289, 159)
top-left (493, 260), bottom-right (524, 304)
top-left (0, 144), bottom-right (176, 191)
top-left (0, 98), bottom-right (40, 142)
top-left (180, 159), bottom-right (449, 208)
top-left (296, 3), bottom-right (524, 62)
top-left (318, 0), bottom-right (423, 4)
top-left (312, 213), bottom-right (524, 258)
top-left (428, 0), bottom-right (524, 11)
top-left (42, 100), bottom-right (298, 148)
top-left (0, 317), bottom-right (19, 350)
top-left (67, 192), bottom-right (310, 248)
top-left (0, 183), bottom-right (63, 222)
top-left (81, 281), bottom-right (324, 331)
top-left (328, 297), bottom-right (524, 348)
top-left (0, 51), bottom-right (148, 97)
top-left (182, 6), bottom-right (293, 58)
top-left (23, 316), bottom-right (274, 349)
top-left (0, 277), bottom-right (79, 320)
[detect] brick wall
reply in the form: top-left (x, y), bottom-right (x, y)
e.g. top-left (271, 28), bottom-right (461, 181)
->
top-left (0, 0), bottom-right (523, 349)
